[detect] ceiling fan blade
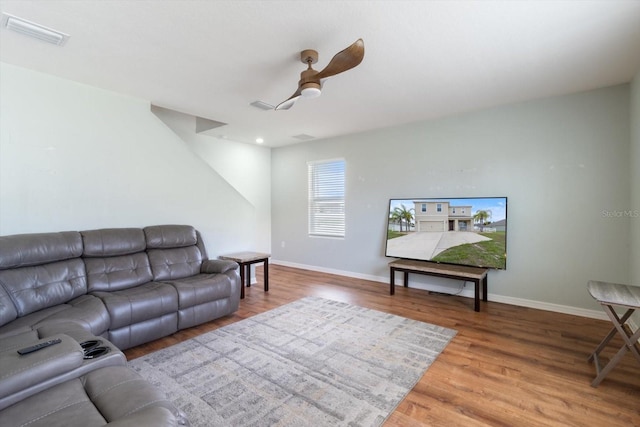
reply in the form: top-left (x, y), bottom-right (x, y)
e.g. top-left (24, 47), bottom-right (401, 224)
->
top-left (275, 87), bottom-right (302, 110)
top-left (314, 38), bottom-right (364, 80)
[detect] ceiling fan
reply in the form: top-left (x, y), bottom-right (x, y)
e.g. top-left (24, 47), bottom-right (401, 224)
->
top-left (275, 38), bottom-right (365, 111)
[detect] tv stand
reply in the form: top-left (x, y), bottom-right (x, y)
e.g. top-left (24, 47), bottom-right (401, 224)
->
top-left (389, 259), bottom-right (489, 311)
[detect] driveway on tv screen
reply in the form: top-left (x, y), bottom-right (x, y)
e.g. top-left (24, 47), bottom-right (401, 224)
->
top-left (387, 231), bottom-right (491, 260)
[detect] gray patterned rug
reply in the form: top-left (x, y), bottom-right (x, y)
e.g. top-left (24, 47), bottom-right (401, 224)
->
top-left (128, 296), bottom-right (456, 426)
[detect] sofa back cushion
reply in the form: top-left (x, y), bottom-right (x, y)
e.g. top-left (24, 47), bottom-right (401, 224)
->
top-left (0, 232), bottom-right (86, 323)
top-left (147, 247), bottom-right (203, 281)
top-left (81, 228), bottom-right (146, 257)
top-left (144, 225), bottom-right (203, 281)
top-left (0, 231), bottom-right (82, 269)
top-left (144, 225), bottom-right (198, 249)
top-left (83, 253), bottom-right (153, 292)
top-left (0, 259), bottom-right (87, 318)
top-left (81, 228), bottom-right (153, 292)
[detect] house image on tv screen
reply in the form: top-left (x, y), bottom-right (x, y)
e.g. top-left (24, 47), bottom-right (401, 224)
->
top-left (414, 201), bottom-right (473, 232)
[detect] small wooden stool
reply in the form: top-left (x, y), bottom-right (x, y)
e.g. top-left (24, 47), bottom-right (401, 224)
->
top-left (587, 280), bottom-right (640, 387)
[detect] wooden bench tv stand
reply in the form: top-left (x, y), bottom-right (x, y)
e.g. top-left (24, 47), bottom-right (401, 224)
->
top-left (389, 259), bottom-right (489, 312)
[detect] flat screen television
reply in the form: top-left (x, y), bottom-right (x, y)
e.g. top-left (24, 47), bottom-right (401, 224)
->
top-left (385, 197), bottom-right (507, 269)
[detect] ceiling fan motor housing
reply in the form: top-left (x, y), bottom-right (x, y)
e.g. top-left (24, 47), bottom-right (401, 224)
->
top-left (299, 67), bottom-right (322, 98)
top-left (300, 49), bottom-right (318, 64)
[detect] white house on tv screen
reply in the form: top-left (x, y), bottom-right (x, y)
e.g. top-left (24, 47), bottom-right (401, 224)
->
top-left (414, 201), bottom-right (473, 232)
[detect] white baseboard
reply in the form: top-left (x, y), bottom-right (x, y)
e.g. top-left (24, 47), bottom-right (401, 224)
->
top-left (271, 259), bottom-right (614, 321)
top-left (271, 259), bottom-right (640, 343)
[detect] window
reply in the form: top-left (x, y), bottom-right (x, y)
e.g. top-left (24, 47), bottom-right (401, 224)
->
top-left (421, 203), bottom-right (426, 212)
top-left (308, 159), bottom-right (345, 237)
top-left (437, 203), bottom-right (442, 213)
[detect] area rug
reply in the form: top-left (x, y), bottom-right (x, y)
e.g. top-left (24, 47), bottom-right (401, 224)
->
top-left (128, 296), bottom-right (456, 426)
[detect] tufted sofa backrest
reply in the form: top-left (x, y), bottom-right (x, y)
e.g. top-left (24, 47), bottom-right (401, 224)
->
top-left (0, 225), bottom-right (211, 327)
top-left (81, 228), bottom-right (153, 292)
top-left (0, 232), bottom-right (87, 325)
top-left (144, 225), bottom-right (205, 281)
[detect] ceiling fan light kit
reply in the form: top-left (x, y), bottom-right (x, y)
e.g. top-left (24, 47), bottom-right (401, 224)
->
top-left (301, 83), bottom-right (321, 98)
top-left (275, 38), bottom-right (364, 110)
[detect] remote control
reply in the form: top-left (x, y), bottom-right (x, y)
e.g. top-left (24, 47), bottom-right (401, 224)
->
top-left (17, 338), bottom-right (62, 355)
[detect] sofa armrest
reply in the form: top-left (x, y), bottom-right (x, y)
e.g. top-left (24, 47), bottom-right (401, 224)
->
top-left (201, 259), bottom-right (238, 274)
top-left (0, 334), bottom-right (83, 401)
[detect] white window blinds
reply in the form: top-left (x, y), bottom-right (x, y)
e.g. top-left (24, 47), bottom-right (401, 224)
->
top-left (308, 159), bottom-right (345, 237)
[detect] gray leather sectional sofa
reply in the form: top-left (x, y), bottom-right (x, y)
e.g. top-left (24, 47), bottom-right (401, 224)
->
top-left (0, 224), bottom-right (241, 426)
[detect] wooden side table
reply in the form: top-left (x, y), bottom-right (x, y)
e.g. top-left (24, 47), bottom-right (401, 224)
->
top-left (219, 252), bottom-right (270, 299)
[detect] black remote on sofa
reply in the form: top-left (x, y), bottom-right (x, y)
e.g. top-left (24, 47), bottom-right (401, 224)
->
top-left (17, 338), bottom-right (62, 355)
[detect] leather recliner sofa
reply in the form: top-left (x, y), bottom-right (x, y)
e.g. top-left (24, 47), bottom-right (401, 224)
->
top-left (0, 224), bottom-right (240, 348)
top-left (0, 330), bottom-right (189, 426)
top-left (0, 224), bottom-right (241, 426)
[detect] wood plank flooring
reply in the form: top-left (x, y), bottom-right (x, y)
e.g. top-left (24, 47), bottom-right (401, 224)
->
top-left (124, 265), bottom-right (640, 426)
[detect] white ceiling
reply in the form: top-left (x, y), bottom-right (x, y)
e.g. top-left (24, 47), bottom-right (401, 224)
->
top-left (1, 1), bottom-right (639, 148)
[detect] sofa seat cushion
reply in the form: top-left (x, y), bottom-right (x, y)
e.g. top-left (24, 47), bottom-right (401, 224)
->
top-left (0, 366), bottom-right (185, 427)
top-left (161, 273), bottom-right (233, 309)
top-left (91, 282), bottom-right (178, 329)
top-left (0, 294), bottom-right (110, 340)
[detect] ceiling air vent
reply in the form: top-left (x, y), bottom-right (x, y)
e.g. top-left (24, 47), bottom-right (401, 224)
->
top-left (1, 13), bottom-right (69, 46)
top-left (292, 134), bottom-right (315, 141)
top-left (250, 101), bottom-right (275, 111)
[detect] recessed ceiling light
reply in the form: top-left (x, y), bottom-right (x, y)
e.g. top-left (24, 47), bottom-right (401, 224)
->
top-left (256, 138), bottom-right (264, 144)
top-left (1, 13), bottom-right (69, 46)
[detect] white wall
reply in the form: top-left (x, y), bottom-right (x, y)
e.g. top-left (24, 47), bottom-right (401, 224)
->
top-left (0, 62), bottom-right (263, 257)
top-left (1, 60), bottom-right (634, 316)
top-left (272, 85), bottom-right (631, 313)
top-left (149, 106), bottom-right (271, 253)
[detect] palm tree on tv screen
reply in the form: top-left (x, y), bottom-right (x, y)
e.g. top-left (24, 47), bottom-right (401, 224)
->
top-left (391, 204), bottom-right (414, 233)
top-left (473, 209), bottom-right (492, 231)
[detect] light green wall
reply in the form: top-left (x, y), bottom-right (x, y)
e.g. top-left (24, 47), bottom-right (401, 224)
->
top-left (0, 62), bottom-right (262, 257)
top-left (631, 70), bottom-right (640, 286)
top-left (272, 85), bottom-right (631, 313)
top-left (630, 71), bottom-right (640, 329)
